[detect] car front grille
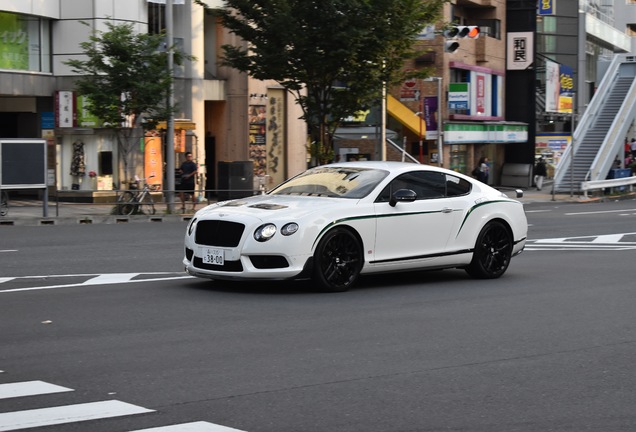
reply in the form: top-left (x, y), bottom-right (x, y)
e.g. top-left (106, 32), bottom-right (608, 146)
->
top-left (195, 220), bottom-right (245, 247)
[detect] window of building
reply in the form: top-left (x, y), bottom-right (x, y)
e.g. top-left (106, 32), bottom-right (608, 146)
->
top-left (475, 19), bottom-right (501, 40)
top-left (148, 3), bottom-right (166, 35)
top-left (0, 12), bottom-right (50, 73)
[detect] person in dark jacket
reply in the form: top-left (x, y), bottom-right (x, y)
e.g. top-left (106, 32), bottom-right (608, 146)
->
top-left (177, 152), bottom-right (198, 213)
top-left (534, 157), bottom-right (548, 191)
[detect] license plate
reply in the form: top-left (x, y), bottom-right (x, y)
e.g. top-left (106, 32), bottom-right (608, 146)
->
top-left (201, 248), bottom-right (224, 265)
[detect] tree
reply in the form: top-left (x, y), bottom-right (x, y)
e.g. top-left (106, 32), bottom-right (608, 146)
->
top-left (197, 0), bottom-right (445, 164)
top-left (65, 21), bottom-right (189, 184)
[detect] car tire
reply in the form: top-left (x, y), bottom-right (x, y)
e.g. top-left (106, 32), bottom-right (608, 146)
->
top-left (465, 220), bottom-right (512, 279)
top-left (313, 227), bottom-right (363, 292)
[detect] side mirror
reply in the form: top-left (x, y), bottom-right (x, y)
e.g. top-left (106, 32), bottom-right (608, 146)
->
top-left (389, 189), bottom-right (417, 207)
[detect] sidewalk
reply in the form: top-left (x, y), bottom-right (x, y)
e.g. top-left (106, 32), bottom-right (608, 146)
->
top-left (0, 185), bottom-right (615, 227)
top-left (0, 198), bottom-right (199, 226)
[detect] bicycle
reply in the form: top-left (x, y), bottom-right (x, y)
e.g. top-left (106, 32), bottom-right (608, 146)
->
top-left (117, 176), bottom-right (157, 216)
top-left (0, 190), bottom-right (8, 217)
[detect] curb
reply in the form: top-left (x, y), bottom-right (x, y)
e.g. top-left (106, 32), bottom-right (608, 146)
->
top-left (0, 214), bottom-right (194, 227)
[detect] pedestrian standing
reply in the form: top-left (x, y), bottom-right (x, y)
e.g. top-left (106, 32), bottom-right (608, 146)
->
top-left (477, 157), bottom-right (490, 184)
top-left (534, 157), bottom-right (547, 191)
top-left (177, 152), bottom-right (198, 213)
top-left (631, 138), bottom-right (636, 158)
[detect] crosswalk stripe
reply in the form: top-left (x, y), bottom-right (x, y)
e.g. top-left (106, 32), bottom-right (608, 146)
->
top-left (0, 381), bottom-right (73, 399)
top-left (591, 234), bottom-right (625, 243)
top-left (130, 421), bottom-right (247, 431)
top-left (0, 400), bottom-right (154, 431)
top-left (81, 273), bottom-right (139, 285)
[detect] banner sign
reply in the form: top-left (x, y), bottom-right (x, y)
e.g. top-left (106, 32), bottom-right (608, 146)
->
top-left (0, 12), bottom-right (28, 70)
top-left (538, 0), bottom-right (556, 16)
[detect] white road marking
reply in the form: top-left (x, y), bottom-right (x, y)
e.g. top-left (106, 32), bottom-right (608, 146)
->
top-left (565, 208), bottom-right (636, 215)
top-left (130, 421), bottom-right (247, 431)
top-left (591, 234), bottom-right (625, 243)
top-left (80, 273), bottom-right (139, 285)
top-left (0, 381), bottom-right (72, 400)
top-left (0, 273), bottom-right (194, 293)
top-left (0, 250), bottom-right (17, 253)
top-left (0, 400), bottom-right (154, 431)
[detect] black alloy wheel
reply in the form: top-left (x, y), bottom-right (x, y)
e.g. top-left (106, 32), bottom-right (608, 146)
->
top-left (466, 220), bottom-right (513, 279)
top-left (313, 227), bottom-right (363, 292)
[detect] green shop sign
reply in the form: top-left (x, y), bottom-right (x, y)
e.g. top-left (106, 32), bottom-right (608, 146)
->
top-left (444, 123), bottom-right (527, 144)
top-left (0, 12), bottom-right (28, 70)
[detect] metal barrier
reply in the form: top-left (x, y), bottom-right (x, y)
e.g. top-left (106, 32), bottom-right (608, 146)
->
top-left (581, 175), bottom-right (636, 198)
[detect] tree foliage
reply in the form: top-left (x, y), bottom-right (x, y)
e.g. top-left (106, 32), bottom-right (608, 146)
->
top-left (197, 0), bottom-right (445, 164)
top-left (65, 21), bottom-right (188, 182)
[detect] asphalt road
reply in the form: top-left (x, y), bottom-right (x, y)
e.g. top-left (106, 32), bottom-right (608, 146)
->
top-left (1, 199), bottom-right (636, 432)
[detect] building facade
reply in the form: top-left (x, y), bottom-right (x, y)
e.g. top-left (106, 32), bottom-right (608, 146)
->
top-left (0, 0), bottom-right (307, 198)
top-left (383, 0), bottom-right (528, 184)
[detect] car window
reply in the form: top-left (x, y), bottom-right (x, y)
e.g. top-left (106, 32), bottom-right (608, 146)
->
top-left (269, 167), bottom-right (389, 199)
top-left (376, 171), bottom-right (446, 202)
top-left (445, 174), bottom-right (471, 197)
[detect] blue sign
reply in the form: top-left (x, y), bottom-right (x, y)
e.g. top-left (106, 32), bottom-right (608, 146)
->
top-left (41, 112), bottom-right (54, 129)
top-left (538, 0), bottom-right (555, 16)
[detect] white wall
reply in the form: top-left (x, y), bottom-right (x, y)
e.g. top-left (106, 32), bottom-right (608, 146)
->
top-left (53, 1), bottom-right (149, 76)
top-left (0, 0), bottom-right (60, 19)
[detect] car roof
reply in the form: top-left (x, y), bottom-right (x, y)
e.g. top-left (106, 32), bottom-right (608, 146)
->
top-left (323, 161), bottom-right (458, 176)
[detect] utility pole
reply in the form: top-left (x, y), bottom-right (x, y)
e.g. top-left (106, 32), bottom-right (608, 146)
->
top-left (165, 0), bottom-right (176, 213)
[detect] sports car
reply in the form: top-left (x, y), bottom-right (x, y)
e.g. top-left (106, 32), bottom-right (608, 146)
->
top-left (183, 161), bottom-right (527, 292)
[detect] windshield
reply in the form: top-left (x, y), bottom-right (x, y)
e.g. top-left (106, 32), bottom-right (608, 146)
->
top-left (269, 167), bottom-right (389, 199)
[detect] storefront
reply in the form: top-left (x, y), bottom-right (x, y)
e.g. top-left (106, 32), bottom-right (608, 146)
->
top-left (444, 121), bottom-right (528, 183)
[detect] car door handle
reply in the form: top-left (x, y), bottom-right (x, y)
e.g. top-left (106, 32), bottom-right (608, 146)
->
top-left (441, 207), bottom-right (453, 213)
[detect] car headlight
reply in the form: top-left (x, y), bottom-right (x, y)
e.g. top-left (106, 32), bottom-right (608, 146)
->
top-left (254, 223), bottom-right (277, 242)
top-left (281, 222), bottom-right (299, 236)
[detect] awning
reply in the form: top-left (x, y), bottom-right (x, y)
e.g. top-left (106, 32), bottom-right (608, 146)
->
top-left (387, 94), bottom-right (425, 136)
top-left (334, 126), bottom-right (398, 141)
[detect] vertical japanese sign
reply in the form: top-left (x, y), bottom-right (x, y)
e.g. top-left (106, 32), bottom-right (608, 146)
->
top-left (144, 134), bottom-right (163, 189)
top-left (55, 91), bottom-right (76, 128)
top-left (476, 74), bottom-right (486, 114)
top-left (249, 105), bottom-right (267, 177)
top-left (266, 89), bottom-right (286, 187)
top-left (0, 12), bottom-right (28, 70)
top-left (424, 97), bottom-right (438, 140)
top-left (545, 60), bottom-right (559, 112)
top-left (507, 32), bottom-right (533, 70)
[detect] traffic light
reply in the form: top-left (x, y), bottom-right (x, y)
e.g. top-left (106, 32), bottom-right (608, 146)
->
top-left (443, 25), bottom-right (480, 53)
top-left (445, 40), bottom-right (460, 53)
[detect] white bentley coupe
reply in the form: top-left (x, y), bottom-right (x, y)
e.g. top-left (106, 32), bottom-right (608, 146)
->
top-left (184, 161), bottom-right (527, 292)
